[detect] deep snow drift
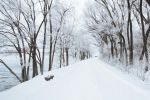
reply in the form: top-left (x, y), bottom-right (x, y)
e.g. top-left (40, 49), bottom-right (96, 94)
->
top-left (0, 58), bottom-right (150, 100)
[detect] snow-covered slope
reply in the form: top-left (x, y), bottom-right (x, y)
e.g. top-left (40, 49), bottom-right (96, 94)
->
top-left (0, 58), bottom-right (150, 100)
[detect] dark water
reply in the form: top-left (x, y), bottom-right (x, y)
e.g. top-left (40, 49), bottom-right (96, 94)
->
top-left (0, 54), bottom-right (21, 92)
top-left (0, 68), bottom-right (20, 92)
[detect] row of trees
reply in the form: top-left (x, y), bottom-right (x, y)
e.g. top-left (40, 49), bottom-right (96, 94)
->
top-left (86, 0), bottom-right (150, 79)
top-left (0, 0), bottom-right (91, 82)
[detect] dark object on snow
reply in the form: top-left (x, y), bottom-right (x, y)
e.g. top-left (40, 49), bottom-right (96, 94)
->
top-left (45, 75), bottom-right (54, 81)
top-left (144, 66), bottom-right (149, 73)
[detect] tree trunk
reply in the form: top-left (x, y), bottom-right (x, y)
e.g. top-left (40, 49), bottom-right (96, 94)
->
top-left (65, 48), bottom-right (69, 66)
top-left (140, 0), bottom-right (149, 72)
top-left (48, 12), bottom-right (53, 71)
top-left (60, 48), bottom-right (62, 68)
top-left (41, 1), bottom-right (48, 74)
top-left (32, 39), bottom-right (38, 77)
top-left (22, 67), bottom-right (28, 82)
top-left (127, 0), bottom-right (133, 65)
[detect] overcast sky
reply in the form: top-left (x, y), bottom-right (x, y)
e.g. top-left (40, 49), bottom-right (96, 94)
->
top-left (72, 0), bottom-right (94, 17)
top-left (69, 0), bottom-right (94, 31)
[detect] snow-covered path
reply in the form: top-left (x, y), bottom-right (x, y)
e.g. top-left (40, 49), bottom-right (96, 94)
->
top-left (0, 58), bottom-right (150, 100)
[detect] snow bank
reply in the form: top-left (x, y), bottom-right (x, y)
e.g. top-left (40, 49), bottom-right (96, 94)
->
top-left (0, 58), bottom-right (150, 100)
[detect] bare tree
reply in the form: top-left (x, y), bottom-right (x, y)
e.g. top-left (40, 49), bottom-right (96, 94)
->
top-left (48, 4), bottom-right (71, 70)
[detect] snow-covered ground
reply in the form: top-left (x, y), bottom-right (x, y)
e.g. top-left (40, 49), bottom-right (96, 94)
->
top-left (0, 58), bottom-right (150, 100)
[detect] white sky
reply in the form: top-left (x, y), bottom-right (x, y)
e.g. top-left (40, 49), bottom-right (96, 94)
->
top-left (59, 0), bottom-right (89, 17)
top-left (72, 0), bottom-right (94, 17)
top-left (69, 0), bottom-right (94, 30)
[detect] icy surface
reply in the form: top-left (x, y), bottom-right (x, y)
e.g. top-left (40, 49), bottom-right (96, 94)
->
top-left (0, 58), bottom-right (150, 100)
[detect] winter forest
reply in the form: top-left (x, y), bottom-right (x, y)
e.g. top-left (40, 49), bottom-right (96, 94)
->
top-left (0, 0), bottom-right (150, 100)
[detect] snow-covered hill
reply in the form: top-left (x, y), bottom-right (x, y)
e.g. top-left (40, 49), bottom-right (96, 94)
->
top-left (0, 58), bottom-right (150, 100)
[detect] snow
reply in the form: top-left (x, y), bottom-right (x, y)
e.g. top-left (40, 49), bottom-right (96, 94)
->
top-left (0, 58), bottom-right (150, 100)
